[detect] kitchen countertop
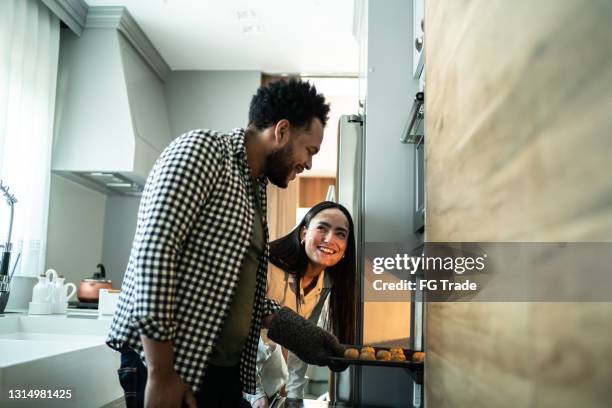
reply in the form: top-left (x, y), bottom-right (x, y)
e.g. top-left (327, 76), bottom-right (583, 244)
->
top-left (0, 311), bottom-right (123, 407)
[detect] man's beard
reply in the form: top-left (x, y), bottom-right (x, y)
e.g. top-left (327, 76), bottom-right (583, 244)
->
top-left (264, 141), bottom-right (295, 188)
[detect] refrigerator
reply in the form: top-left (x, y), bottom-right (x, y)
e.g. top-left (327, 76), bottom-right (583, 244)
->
top-left (335, 113), bottom-right (424, 407)
top-left (334, 114), bottom-right (365, 404)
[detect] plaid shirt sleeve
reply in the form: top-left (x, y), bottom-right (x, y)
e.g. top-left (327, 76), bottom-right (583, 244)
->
top-left (263, 297), bottom-right (281, 316)
top-left (132, 132), bottom-right (221, 341)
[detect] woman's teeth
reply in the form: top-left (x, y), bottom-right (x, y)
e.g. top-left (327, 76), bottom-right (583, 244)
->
top-left (317, 246), bottom-right (335, 254)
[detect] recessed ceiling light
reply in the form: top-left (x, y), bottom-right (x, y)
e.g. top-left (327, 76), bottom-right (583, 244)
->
top-left (105, 182), bottom-right (133, 188)
top-left (243, 24), bottom-right (263, 35)
top-left (237, 10), bottom-right (257, 21)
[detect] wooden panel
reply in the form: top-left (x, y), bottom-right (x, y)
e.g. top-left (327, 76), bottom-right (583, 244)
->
top-left (299, 177), bottom-right (336, 208)
top-left (426, 0), bottom-right (612, 242)
top-left (425, 0), bottom-right (612, 406)
top-left (363, 301), bottom-right (410, 347)
top-left (531, 302), bottom-right (612, 407)
top-left (261, 73), bottom-right (299, 87)
top-left (425, 302), bottom-right (533, 408)
top-left (267, 179), bottom-right (300, 242)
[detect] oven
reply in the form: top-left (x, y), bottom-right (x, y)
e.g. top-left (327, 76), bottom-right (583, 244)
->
top-left (399, 90), bottom-right (426, 407)
top-left (400, 91), bottom-right (425, 233)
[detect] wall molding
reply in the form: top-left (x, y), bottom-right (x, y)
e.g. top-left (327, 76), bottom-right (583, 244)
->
top-left (41, 0), bottom-right (89, 36)
top-left (85, 6), bottom-right (170, 82)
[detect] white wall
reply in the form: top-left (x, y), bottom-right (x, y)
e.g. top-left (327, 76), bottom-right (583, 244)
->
top-left (101, 196), bottom-right (141, 286)
top-left (165, 70), bottom-right (261, 135)
top-left (45, 174), bottom-right (107, 285)
top-left (301, 77), bottom-right (360, 177)
top-left (364, 3), bottom-right (419, 245)
top-left (165, 71), bottom-right (357, 178)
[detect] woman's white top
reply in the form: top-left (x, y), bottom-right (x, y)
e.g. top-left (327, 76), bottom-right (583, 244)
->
top-left (246, 266), bottom-right (332, 403)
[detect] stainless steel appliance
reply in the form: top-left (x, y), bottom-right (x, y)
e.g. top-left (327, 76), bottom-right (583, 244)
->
top-left (337, 114), bottom-right (365, 248)
top-left (334, 114), bottom-right (365, 404)
top-left (400, 92), bottom-right (426, 407)
top-left (401, 92), bottom-right (425, 233)
top-left (336, 110), bottom-right (426, 406)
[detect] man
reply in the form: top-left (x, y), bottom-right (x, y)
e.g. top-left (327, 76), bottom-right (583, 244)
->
top-left (107, 79), bottom-right (345, 408)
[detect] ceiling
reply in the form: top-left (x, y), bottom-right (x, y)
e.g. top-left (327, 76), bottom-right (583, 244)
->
top-left (85, 0), bottom-right (359, 75)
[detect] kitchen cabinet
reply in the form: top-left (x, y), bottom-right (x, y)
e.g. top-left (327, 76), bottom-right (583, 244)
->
top-left (299, 177), bottom-right (336, 208)
top-left (425, 0), bottom-right (612, 407)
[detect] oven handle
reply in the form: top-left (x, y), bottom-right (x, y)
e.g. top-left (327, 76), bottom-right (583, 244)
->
top-left (400, 92), bottom-right (425, 144)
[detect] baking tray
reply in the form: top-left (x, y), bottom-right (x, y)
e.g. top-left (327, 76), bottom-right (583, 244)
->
top-left (329, 345), bottom-right (424, 383)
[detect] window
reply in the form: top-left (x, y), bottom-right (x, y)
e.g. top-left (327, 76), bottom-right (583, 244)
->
top-left (0, 0), bottom-right (60, 276)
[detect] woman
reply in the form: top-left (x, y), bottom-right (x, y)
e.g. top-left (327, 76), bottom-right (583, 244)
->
top-left (248, 201), bottom-right (357, 407)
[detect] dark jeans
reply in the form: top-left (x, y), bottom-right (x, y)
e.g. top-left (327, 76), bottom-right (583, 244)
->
top-left (118, 347), bottom-right (250, 408)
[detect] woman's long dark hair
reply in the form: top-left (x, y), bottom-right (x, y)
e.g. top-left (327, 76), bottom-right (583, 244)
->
top-left (269, 201), bottom-right (356, 344)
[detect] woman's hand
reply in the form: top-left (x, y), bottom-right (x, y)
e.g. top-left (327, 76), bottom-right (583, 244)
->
top-left (268, 307), bottom-right (346, 367)
top-left (145, 369), bottom-right (197, 408)
top-left (252, 395), bottom-right (269, 408)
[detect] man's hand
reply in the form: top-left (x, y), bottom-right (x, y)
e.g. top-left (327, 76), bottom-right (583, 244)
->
top-left (145, 369), bottom-right (197, 408)
top-left (252, 395), bottom-right (269, 408)
top-left (140, 336), bottom-right (196, 407)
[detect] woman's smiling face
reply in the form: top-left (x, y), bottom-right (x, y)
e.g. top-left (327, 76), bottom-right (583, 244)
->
top-left (301, 208), bottom-right (350, 269)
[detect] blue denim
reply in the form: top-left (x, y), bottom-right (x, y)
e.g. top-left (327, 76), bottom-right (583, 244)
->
top-left (117, 347), bottom-right (250, 408)
top-left (118, 347), bottom-right (147, 408)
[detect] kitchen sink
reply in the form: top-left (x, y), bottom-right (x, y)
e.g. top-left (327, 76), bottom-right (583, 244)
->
top-left (0, 332), bottom-right (101, 341)
top-left (0, 313), bottom-right (123, 407)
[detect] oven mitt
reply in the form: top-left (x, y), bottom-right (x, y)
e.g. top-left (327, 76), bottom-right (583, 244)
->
top-left (268, 307), bottom-right (348, 372)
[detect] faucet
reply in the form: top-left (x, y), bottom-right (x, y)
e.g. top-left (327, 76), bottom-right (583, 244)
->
top-left (0, 179), bottom-right (17, 276)
top-left (0, 180), bottom-right (17, 313)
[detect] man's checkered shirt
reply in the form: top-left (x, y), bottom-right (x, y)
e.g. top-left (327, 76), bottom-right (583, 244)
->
top-left (106, 128), bottom-right (281, 393)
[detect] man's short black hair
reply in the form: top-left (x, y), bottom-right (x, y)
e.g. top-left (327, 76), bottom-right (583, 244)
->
top-left (248, 79), bottom-right (330, 131)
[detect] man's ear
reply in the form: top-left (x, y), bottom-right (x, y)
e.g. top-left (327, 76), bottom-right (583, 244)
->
top-left (273, 119), bottom-right (291, 145)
